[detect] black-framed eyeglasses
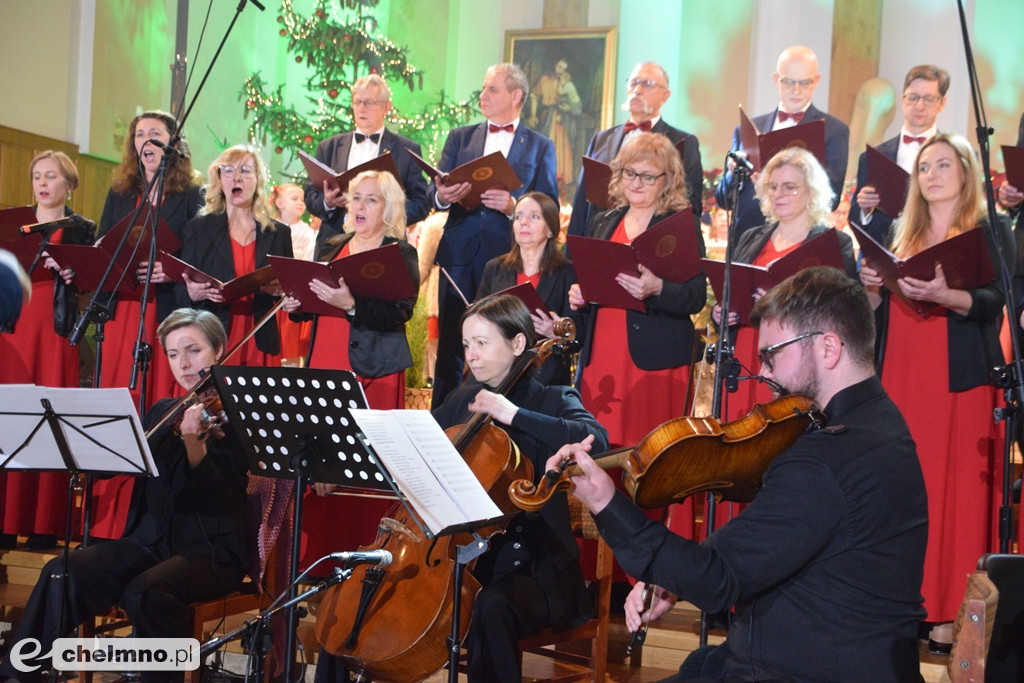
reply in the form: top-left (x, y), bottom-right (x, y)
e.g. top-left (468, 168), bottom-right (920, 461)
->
top-left (902, 93), bottom-right (941, 106)
top-left (758, 331), bottom-right (823, 372)
top-left (620, 168), bottom-right (666, 186)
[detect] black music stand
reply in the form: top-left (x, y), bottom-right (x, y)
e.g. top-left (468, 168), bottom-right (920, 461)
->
top-left (0, 385), bottom-right (155, 681)
top-left (210, 366), bottom-right (385, 683)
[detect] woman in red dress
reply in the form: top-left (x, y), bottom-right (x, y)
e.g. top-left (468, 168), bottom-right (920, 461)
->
top-left (88, 111), bottom-right (204, 540)
top-left (569, 132), bottom-right (706, 544)
top-left (282, 169), bottom-right (418, 569)
top-left (711, 147), bottom-right (856, 423)
top-left (0, 151), bottom-right (95, 549)
top-left (860, 132), bottom-right (1012, 652)
top-left (176, 144), bottom-right (292, 367)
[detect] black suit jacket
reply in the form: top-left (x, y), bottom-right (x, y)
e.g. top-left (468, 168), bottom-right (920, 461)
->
top-left (733, 223), bottom-right (857, 278)
top-left (304, 128), bottom-right (430, 249)
top-left (567, 119), bottom-right (703, 239)
top-left (432, 377), bottom-right (608, 632)
top-left (98, 185), bottom-right (205, 322)
top-left (175, 213), bottom-right (293, 354)
top-left (476, 258), bottom-right (579, 385)
top-left (850, 135), bottom-right (900, 245)
top-left (578, 207), bottom-right (707, 372)
top-left (715, 104), bottom-right (849, 237)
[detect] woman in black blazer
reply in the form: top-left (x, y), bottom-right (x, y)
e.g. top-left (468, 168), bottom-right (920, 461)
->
top-left (177, 144), bottom-right (292, 364)
top-left (477, 191), bottom-right (578, 385)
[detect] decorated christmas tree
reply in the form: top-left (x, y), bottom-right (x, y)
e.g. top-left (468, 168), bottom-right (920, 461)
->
top-left (240, 0), bottom-right (476, 173)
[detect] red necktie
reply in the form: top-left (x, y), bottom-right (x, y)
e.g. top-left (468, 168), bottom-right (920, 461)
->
top-left (777, 110), bottom-right (805, 124)
top-left (903, 134), bottom-right (927, 145)
top-left (623, 120), bottom-right (653, 133)
top-left (488, 123), bottom-right (514, 134)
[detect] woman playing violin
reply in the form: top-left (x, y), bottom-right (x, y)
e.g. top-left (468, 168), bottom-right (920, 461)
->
top-left (0, 309), bottom-right (250, 683)
top-left (432, 294), bottom-right (608, 683)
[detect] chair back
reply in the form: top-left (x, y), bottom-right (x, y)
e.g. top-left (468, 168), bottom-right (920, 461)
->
top-left (947, 569), bottom-right (997, 683)
top-left (976, 553), bottom-right (1024, 680)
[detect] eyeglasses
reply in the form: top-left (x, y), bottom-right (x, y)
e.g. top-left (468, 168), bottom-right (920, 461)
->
top-left (219, 164), bottom-right (255, 179)
top-left (779, 77), bottom-right (816, 89)
top-left (764, 182), bottom-right (804, 196)
top-left (903, 93), bottom-right (941, 106)
top-left (352, 98), bottom-right (384, 108)
top-left (627, 78), bottom-right (665, 91)
top-left (758, 331), bottom-right (823, 372)
top-left (620, 168), bottom-right (666, 186)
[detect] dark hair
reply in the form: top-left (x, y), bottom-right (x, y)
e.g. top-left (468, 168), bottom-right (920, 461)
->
top-left (750, 266), bottom-right (875, 366)
top-left (461, 294), bottom-right (536, 349)
top-left (111, 110), bottom-right (199, 197)
top-left (499, 192), bottom-right (570, 274)
top-left (903, 64), bottom-right (950, 96)
top-left (157, 308), bottom-right (227, 357)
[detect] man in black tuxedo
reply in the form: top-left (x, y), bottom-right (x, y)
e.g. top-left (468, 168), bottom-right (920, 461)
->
top-left (851, 65), bottom-right (949, 244)
top-left (304, 74), bottom-right (429, 252)
top-left (997, 111), bottom-right (1024, 219)
top-left (715, 45), bottom-right (849, 238)
top-left (427, 63), bottom-right (558, 405)
top-left (567, 61), bottom-right (703, 239)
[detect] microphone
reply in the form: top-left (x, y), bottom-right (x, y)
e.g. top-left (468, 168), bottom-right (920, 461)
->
top-left (727, 151), bottom-right (754, 173)
top-left (144, 138), bottom-right (185, 159)
top-left (328, 549), bottom-right (393, 567)
top-left (20, 217), bottom-right (74, 235)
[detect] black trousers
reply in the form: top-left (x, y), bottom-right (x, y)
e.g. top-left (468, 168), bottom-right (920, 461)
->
top-left (465, 571), bottom-right (550, 683)
top-left (0, 538), bottom-right (244, 683)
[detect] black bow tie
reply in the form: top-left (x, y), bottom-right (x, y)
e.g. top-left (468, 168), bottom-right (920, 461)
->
top-left (354, 132), bottom-right (381, 144)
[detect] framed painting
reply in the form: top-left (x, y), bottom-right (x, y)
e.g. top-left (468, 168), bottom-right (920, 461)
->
top-left (505, 27), bottom-right (617, 201)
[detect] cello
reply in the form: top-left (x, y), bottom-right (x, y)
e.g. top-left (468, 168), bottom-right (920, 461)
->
top-left (314, 319), bottom-right (577, 683)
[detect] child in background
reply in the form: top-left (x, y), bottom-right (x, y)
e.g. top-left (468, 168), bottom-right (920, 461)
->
top-left (269, 183), bottom-right (318, 365)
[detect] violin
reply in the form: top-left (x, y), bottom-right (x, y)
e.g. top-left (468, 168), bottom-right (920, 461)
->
top-left (315, 318), bottom-right (578, 683)
top-left (173, 385), bottom-right (227, 440)
top-left (509, 393), bottom-right (826, 512)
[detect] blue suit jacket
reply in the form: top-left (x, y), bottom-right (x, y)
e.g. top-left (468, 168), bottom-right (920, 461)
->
top-left (850, 135), bottom-right (900, 245)
top-left (566, 119), bottom-right (703, 239)
top-left (304, 128), bottom-right (430, 251)
top-left (427, 122), bottom-right (558, 290)
top-left (715, 104), bottom-right (849, 237)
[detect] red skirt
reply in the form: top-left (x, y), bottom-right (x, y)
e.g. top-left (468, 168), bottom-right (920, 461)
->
top-left (0, 278), bottom-right (77, 536)
top-left (881, 297), bottom-right (1000, 622)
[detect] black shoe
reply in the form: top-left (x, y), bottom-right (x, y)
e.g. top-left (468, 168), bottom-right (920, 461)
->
top-left (0, 532), bottom-right (17, 549)
top-left (927, 638), bottom-right (952, 656)
top-left (23, 533), bottom-right (57, 550)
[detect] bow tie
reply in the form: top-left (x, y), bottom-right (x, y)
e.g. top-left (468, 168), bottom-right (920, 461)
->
top-left (354, 132), bottom-right (381, 144)
top-left (488, 123), bottom-right (515, 134)
top-left (903, 134), bottom-right (927, 145)
top-left (623, 120), bottom-right (653, 133)
top-left (777, 110), bottom-right (805, 124)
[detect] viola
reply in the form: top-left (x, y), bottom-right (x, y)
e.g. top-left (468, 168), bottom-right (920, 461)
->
top-left (509, 393), bottom-right (826, 512)
top-left (315, 318), bottom-right (577, 683)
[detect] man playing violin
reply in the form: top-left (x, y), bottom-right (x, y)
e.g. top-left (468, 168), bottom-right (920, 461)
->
top-left (432, 294), bottom-right (608, 683)
top-left (2, 309), bottom-right (250, 683)
top-left (560, 267), bottom-right (928, 682)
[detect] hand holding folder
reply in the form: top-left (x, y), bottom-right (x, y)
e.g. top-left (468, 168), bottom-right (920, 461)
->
top-left (864, 145), bottom-right (910, 217)
top-left (850, 223), bottom-right (995, 316)
top-left (268, 243), bottom-right (416, 318)
top-left (739, 107), bottom-right (826, 171)
top-left (298, 149), bottom-right (402, 194)
top-left (410, 151), bottom-right (522, 211)
top-left (160, 252), bottom-right (278, 302)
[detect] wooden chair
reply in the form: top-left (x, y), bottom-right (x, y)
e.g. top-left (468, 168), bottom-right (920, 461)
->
top-left (967, 553), bottom-right (1024, 681)
top-left (947, 567), bottom-right (998, 683)
top-left (517, 495), bottom-right (613, 683)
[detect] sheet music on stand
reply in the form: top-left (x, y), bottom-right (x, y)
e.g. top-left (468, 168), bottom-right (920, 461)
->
top-left (0, 385), bottom-right (155, 476)
top-left (209, 366), bottom-right (392, 492)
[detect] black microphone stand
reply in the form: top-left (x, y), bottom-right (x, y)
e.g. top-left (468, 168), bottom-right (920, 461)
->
top-left (697, 155), bottom-right (749, 646)
top-left (955, 0), bottom-right (1022, 552)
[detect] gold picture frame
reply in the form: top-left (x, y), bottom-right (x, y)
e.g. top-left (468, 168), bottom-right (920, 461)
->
top-left (505, 26), bottom-right (617, 199)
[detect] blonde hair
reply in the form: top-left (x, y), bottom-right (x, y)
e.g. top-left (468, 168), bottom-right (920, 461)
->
top-left (111, 110), bottom-right (199, 197)
top-left (341, 171), bottom-right (407, 239)
top-left (607, 132), bottom-right (689, 214)
top-left (200, 144), bottom-right (275, 231)
top-left (30, 151), bottom-right (80, 193)
top-left (268, 182), bottom-right (304, 222)
top-left (891, 132), bottom-right (983, 257)
top-left (755, 147), bottom-right (834, 226)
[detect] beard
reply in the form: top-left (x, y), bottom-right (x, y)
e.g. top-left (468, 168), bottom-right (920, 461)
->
top-left (778, 353), bottom-right (819, 400)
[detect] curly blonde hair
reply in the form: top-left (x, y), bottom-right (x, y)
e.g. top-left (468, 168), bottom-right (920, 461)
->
top-left (755, 147), bottom-right (834, 226)
top-left (199, 144), bottom-right (275, 231)
top-left (607, 132), bottom-right (689, 214)
top-left (342, 170), bottom-right (407, 239)
top-left (110, 110), bottom-right (199, 197)
top-left (890, 132), bottom-right (984, 257)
